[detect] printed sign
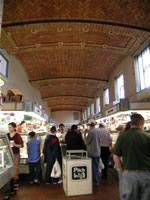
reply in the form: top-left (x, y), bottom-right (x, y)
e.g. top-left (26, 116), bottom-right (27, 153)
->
top-left (72, 166), bottom-right (87, 180)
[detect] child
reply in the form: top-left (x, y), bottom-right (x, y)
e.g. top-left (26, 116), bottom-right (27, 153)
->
top-left (27, 131), bottom-right (41, 184)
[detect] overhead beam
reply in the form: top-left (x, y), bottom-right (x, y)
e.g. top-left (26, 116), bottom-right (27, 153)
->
top-left (46, 96), bottom-right (89, 101)
top-left (2, 19), bottom-right (150, 32)
top-left (50, 105), bottom-right (83, 108)
top-left (13, 42), bottom-right (127, 55)
top-left (48, 104), bottom-right (87, 108)
top-left (30, 77), bottom-right (108, 83)
top-left (51, 108), bottom-right (82, 112)
top-left (43, 95), bottom-right (94, 100)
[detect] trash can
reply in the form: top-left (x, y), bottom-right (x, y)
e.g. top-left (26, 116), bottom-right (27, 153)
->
top-left (63, 150), bottom-right (92, 196)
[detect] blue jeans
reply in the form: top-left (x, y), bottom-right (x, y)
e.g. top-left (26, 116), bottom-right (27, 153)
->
top-left (29, 160), bottom-right (42, 182)
top-left (120, 171), bottom-right (150, 200)
top-left (91, 157), bottom-right (100, 185)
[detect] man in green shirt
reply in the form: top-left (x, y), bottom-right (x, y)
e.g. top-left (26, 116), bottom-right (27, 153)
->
top-left (113, 113), bottom-right (150, 200)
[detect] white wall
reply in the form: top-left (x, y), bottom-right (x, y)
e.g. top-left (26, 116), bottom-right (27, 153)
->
top-left (109, 56), bottom-right (136, 104)
top-left (1, 50), bottom-right (50, 115)
top-left (51, 111), bottom-right (81, 127)
top-left (1, 53), bottom-right (41, 103)
top-left (90, 54), bottom-right (150, 116)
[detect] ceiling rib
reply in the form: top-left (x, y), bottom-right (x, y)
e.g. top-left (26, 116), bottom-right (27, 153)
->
top-left (51, 108), bottom-right (82, 112)
top-left (30, 77), bottom-right (108, 83)
top-left (42, 95), bottom-right (94, 100)
top-left (2, 19), bottom-right (150, 32)
top-left (14, 43), bottom-right (127, 55)
top-left (48, 104), bottom-right (86, 108)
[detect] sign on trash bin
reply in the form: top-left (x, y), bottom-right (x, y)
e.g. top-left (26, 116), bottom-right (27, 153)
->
top-left (72, 166), bottom-right (87, 180)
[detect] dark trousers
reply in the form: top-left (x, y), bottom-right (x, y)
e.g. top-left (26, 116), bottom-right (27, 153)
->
top-left (29, 160), bottom-right (42, 182)
top-left (101, 146), bottom-right (110, 179)
top-left (91, 157), bottom-right (100, 186)
top-left (2, 179), bottom-right (15, 195)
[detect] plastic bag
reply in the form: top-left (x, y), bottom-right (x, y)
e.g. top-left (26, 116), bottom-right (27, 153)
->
top-left (50, 159), bottom-right (61, 178)
top-left (99, 158), bottom-right (104, 173)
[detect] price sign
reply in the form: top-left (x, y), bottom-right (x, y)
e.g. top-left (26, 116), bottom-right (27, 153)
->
top-left (72, 166), bottom-right (87, 180)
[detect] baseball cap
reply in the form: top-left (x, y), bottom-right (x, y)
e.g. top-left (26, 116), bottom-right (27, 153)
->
top-left (87, 119), bottom-right (96, 125)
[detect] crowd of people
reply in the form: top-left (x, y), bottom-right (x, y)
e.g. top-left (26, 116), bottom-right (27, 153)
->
top-left (1, 113), bottom-right (150, 200)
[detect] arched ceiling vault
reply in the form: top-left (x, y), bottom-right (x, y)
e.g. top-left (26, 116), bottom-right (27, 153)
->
top-left (1, 0), bottom-right (150, 112)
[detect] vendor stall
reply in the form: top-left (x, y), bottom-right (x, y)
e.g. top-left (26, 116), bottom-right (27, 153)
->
top-left (0, 101), bottom-right (50, 174)
top-left (96, 101), bottom-right (150, 145)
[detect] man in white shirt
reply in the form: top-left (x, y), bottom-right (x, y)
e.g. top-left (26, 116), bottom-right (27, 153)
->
top-left (56, 123), bottom-right (66, 156)
top-left (99, 123), bottom-right (112, 179)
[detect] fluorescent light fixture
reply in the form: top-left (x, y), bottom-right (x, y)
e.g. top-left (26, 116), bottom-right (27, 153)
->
top-left (26, 112), bottom-right (46, 121)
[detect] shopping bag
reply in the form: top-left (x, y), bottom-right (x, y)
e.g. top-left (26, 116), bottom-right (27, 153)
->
top-left (50, 159), bottom-right (61, 178)
top-left (99, 158), bottom-right (104, 173)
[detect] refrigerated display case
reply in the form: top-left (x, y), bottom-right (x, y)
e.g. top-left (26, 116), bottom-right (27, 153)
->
top-left (0, 111), bottom-right (49, 134)
top-left (0, 134), bottom-right (13, 188)
top-left (96, 109), bottom-right (150, 145)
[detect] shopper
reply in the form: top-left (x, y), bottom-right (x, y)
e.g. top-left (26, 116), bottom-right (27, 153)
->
top-left (85, 119), bottom-right (101, 187)
top-left (56, 123), bottom-right (66, 143)
top-left (56, 123), bottom-right (67, 156)
top-left (7, 122), bottom-right (23, 193)
top-left (17, 121), bottom-right (27, 134)
top-left (124, 121), bottom-right (131, 132)
top-left (99, 123), bottom-right (112, 179)
top-left (65, 124), bottom-right (86, 150)
top-left (27, 131), bottom-right (41, 184)
top-left (113, 113), bottom-right (150, 200)
top-left (116, 124), bottom-right (125, 136)
top-left (43, 126), bottom-right (62, 184)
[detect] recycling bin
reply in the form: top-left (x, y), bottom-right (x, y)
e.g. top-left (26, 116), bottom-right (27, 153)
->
top-left (63, 150), bottom-right (92, 196)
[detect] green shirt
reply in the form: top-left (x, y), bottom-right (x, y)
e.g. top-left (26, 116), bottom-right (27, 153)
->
top-left (113, 128), bottom-right (150, 170)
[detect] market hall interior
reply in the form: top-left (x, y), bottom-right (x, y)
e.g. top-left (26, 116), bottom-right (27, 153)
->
top-left (0, 1), bottom-right (150, 200)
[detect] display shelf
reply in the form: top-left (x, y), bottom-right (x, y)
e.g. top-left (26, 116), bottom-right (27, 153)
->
top-left (0, 134), bottom-right (13, 188)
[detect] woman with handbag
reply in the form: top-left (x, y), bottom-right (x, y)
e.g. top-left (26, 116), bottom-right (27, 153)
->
top-left (43, 126), bottom-right (62, 184)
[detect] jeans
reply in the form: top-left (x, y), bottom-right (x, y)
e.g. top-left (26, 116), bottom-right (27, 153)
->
top-left (29, 160), bottom-right (42, 182)
top-left (120, 171), bottom-right (150, 200)
top-left (91, 157), bottom-right (100, 185)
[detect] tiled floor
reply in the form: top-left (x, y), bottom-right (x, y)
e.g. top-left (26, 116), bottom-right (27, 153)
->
top-left (0, 174), bottom-right (119, 200)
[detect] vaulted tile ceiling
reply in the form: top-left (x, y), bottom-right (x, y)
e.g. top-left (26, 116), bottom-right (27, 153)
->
top-left (1, 0), bottom-right (150, 112)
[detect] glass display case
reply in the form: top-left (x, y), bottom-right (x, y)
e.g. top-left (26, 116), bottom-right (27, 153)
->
top-left (20, 134), bottom-right (29, 162)
top-left (0, 134), bottom-right (13, 188)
